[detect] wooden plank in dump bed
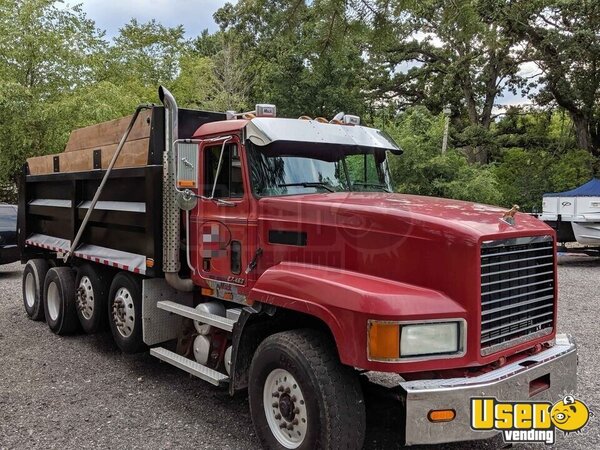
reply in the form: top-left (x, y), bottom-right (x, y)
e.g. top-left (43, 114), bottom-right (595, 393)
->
top-left (27, 139), bottom-right (150, 175)
top-left (26, 108), bottom-right (153, 175)
top-left (64, 109), bottom-right (152, 152)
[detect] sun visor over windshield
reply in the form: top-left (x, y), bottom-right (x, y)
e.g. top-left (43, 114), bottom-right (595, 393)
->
top-left (245, 118), bottom-right (403, 160)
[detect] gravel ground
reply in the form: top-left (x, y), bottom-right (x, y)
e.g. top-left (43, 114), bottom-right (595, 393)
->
top-left (0, 258), bottom-right (598, 449)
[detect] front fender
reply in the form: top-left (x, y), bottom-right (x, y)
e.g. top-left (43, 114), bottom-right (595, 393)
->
top-left (250, 262), bottom-right (466, 371)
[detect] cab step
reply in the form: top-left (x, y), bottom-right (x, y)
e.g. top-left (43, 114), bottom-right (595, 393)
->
top-left (150, 347), bottom-right (229, 386)
top-left (156, 300), bottom-right (236, 332)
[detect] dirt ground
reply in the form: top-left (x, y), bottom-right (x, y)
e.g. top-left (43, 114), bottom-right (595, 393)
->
top-left (0, 257), bottom-right (598, 449)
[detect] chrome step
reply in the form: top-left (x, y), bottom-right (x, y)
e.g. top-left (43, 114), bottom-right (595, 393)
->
top-left (226, 308), bottom-right (242, 321)
top-left (150, 347), bottom-right (229, 386)
top-left (157, 300), bottom-right (236, 332)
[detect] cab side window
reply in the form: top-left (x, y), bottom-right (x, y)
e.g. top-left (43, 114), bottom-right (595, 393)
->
top-left (204, 144), bottom-right (244, 198)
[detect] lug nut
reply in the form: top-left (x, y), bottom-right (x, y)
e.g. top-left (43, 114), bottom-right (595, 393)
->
top-left (291, 395), bottom-right (296, 402)
top-left (278, 386), bottom-right (284, 392)
top-left (274, 414), bottom-right (281, 420)
top-left (272, 402), bottom-right (278, 408)
top-left (285, 387), bottom-right (291, 394)
top-left (272, 392), bottom-right (280, 398)
top-left (279, 423), bottom-right (287, 429)
top-left (287, 424), bottom-right (294, 430)
top-left (293, 408), bottom-right (300, 414)
top-left (292, 419), bottom-right (298, 425)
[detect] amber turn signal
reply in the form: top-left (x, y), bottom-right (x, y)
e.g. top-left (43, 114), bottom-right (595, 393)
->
top-left (428, 409), bottom-right (456, 423)
top-left (177, 180), bottom-right (196, 188)
top-left (368, 321), bottom-right (400, 360)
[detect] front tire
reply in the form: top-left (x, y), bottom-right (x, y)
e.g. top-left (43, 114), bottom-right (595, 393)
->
top-left (43, 267), bottom-right (80, 335)
top-left (23, 259), bottom-right (50, 321)
top-left (108, 272), bottom-right (145, 353)
top-left (248, 329), bottom-right (365, 450)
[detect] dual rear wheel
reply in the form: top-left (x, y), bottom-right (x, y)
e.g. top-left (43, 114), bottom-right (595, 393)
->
top-left (22, 259), bottom-right (145, 352)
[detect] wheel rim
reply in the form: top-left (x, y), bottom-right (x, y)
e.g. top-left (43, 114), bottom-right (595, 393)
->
top-left (77, 276), bottom-right (94, 320)
top-left (25, 272), bottom-right (36, 308)
top-left (263, 368), bottom-right (308, 449)
top-left (47, 281), bottom-right (60, 322)
top-left (112, 287), bottom-right (135, 338)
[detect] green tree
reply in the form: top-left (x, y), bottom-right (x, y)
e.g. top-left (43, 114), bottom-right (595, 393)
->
top-left (493, 0), bottom-right (600, 155)
top-left (214, 0), bottom-right (370, 118)
top-left (363, 0), bottom-right (526, 163)
top-left (0, 0), bottom-right (106, 185)
top-left (384, 107), bottom-right (502, 205)
top-left (100, 19), bottom-right (188, 93)
top-left (0, 0), bottom-right (105, 97)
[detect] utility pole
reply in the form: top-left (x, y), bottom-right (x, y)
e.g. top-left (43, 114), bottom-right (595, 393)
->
top-left (442, 105), bottom-right (451, 154)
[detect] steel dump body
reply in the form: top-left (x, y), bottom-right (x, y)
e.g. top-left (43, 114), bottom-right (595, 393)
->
top-left (18, 107), bottom-right (224, 277)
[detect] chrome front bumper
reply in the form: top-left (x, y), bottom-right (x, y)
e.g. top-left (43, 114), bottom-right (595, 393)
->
top-left (399, 334), bottom-right (577, 446)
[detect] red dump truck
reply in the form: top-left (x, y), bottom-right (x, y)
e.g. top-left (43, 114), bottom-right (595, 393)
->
top-left (18, 87), bottom-right (577, 448)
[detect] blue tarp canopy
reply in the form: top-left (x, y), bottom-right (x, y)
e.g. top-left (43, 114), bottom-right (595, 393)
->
top-left (544, 178), bottom-right (600, 197)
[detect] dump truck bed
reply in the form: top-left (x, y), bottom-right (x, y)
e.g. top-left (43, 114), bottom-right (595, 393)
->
top-left (18, 106), bottom-right (225, 277)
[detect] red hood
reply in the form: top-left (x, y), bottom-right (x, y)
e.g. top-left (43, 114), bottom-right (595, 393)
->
top-left (255, 192), bottom-right (557, 373)
top-left (258, 192), bottom-right (552, 243)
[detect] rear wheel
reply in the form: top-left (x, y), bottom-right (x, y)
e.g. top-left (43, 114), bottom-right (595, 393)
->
top-left (22, 259), bottom-right (50, 321)
top-left (248, 329), bottom-right (366, 450)
top-left (108, 272), bottom-right (145, 353)
top-left (75, 264), bottom-right (110, 333)
top-left (43, 267), bottom-right (80, 335)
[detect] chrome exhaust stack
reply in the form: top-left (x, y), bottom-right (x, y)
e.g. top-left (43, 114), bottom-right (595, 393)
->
top-left (159, 85), bottom-right (194, 292)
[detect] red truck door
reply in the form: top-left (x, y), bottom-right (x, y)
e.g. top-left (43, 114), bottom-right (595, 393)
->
top-left (191, 137), bottom-right (250, 302)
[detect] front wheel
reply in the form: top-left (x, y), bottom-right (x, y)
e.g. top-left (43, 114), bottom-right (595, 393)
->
top-left (248, 329), bottom-right (365, 450)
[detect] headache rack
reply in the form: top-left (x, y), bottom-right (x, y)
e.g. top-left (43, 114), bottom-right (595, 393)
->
top-left (479, 235), bottom-right (555, 356)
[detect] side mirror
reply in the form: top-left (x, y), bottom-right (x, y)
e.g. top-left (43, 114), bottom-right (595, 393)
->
top-left (176, 142), bottom-right (199, 189)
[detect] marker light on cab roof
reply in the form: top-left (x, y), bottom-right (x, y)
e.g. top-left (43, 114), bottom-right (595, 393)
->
top-left (255, 104), bottom-right (276, 117)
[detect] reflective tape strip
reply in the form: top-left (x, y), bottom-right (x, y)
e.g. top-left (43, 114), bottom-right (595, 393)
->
top-left (26, 234), bottom-right (146, 275)
top-left (73, 246), bottom-right (146, 275)
top-left (25, 234), bottom-right (71, 252)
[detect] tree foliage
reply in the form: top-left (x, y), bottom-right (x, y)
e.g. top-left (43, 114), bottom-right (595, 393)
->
top-left (491, 0), bottom-right (600, 156)
top-left (0, 0), bottom-right (598, 209)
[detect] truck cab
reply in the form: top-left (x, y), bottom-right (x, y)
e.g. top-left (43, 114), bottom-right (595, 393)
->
top-left (18, 87), bottom-right (577, 449)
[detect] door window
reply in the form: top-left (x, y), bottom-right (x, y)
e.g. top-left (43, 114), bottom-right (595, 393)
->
top-left (203, 144), bottom-right (244, 198)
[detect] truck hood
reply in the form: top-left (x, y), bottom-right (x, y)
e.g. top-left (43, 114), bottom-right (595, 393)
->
top-left (257, 191), bottom-right (554, 307)
top-left (258, 192), bottom-right (552, 244)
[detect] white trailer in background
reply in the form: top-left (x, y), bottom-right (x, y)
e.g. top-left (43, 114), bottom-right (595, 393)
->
top-left (540, 178), bottom-right (600, 252)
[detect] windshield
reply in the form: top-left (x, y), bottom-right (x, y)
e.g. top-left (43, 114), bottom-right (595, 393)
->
top-left (246, 142), bottom-right (393, 196)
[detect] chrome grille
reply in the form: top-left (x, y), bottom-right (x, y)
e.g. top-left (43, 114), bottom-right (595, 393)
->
top-left (480, 235), bottom-right (555, 355)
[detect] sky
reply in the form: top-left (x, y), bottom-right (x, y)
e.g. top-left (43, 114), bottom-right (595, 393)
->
top-left (75, 0), bottom-right (229, 38)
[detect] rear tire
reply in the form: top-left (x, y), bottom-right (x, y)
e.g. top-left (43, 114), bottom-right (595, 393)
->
top-left (248, 329), bottom-right (366, 450)
top-left (108, 272), bottom-right (145, 353)
top-left (23, 259), bottom-right (50, 321)
top-left (43, 267), bottom-right (80, 335)
top-left (75, 264), bottom-right (110, 334)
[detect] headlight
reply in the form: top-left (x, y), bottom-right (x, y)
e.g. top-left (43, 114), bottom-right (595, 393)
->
top-left (368, 320), bottom-right (465, 361)
top-left (401, 322), bottom-right (461, 357)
